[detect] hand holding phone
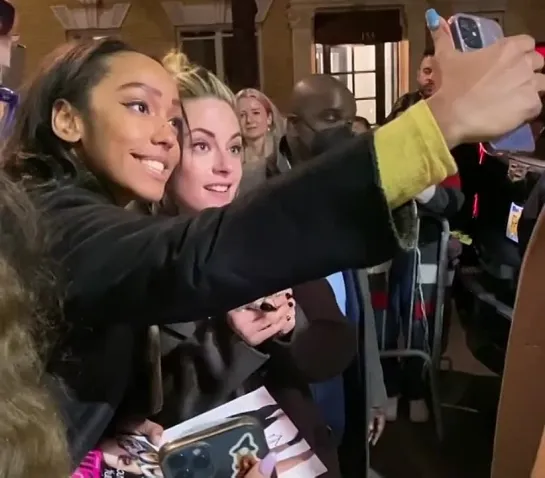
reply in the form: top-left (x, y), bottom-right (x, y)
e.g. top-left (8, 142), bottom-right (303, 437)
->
top-left (448, 13), bottom-right (535, 153)
top-left (424, 9), bottom-right (544, 149)
top-left (159, 416), bottom-right (274, 478)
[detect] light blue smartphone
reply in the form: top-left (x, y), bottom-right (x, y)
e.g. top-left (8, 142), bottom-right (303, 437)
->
top-left (448, 13), bottom-right (535, 153)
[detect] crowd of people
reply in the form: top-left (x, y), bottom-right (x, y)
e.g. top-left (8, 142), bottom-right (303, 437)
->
top-left (0, 7), bottom-right (544, 478)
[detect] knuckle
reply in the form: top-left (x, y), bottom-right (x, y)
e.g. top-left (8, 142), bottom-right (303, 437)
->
top-left (515, 34), bottom-right (536, 52)
top-left (531, 51), bottom-right (545, 71)
top-left (524, 93), bottom-right (541, 118)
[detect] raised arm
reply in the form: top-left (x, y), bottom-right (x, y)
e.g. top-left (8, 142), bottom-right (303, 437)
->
top-left (36, 102), bottom-right (456, 327)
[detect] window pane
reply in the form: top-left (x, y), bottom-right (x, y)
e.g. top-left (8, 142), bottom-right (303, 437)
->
top-left (330, 45), bottom-right (352, 73)
top-left (315, 44), bottom-right (324, 74)
top-left (356, 99), bottom-right (376, 124)
top-left (181, 38), bottom-right (216, 74)
top-left (354, 72), bottom-right (376, 98)
top-left (354, 44), bottom-right (375, 71)
top-left (333, 74), bottom-right (354, 93)
top-left (384, 43), bottom-right (393, 116)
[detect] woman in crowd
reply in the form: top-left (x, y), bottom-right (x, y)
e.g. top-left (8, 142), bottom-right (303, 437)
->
top-left (0, 171), bottom-right (69, 477)
top-left (160, 50), bottom-right (354, 476)
top-left (235, 88), bottom-right (284, 195)
top-left (236, 88), bottom-right (284, 164)
top-left (3, 11), bottom-right (538, 467)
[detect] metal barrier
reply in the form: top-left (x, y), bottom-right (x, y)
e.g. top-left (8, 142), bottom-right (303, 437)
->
top-left (377, 206), bottom-right (451, 440)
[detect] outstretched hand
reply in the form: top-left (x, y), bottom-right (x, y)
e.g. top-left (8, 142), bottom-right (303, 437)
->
top-left (424, 9), bottom-right (545, 148)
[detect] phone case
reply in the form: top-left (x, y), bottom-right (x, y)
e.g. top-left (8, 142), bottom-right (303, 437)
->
top-left (159, 416), bottom-right (274, 478)
top-left (448, 13), bottom-right (535, 153)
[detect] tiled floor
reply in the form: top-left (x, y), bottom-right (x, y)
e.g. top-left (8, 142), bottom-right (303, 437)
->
top-left (370, 311), bottom-right (501, 478)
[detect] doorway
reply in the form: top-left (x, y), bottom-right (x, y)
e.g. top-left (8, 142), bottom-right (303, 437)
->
top-left (315, 43), bottom-right (398, 126)
top-left (314, 9), bottom-right (404, 126)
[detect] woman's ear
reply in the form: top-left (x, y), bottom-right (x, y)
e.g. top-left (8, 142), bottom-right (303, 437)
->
top-left (51, 99), bottom-right (84, 143)
top-left (267, 113), bottom-right (273, 129)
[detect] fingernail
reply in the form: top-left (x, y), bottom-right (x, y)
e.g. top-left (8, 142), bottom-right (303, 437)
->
top-left (425, 8), bottom-right (440, 30)
top-left (288, 301), bottom-right (294, 307)
top-left (285, 292), bottom-right (293, 299)
top-left (259, 453), bottom-right (277, 477)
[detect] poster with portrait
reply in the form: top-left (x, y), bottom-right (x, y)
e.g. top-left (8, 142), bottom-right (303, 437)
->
top-left (72, 387), bottom-right (326, 478)
top-left (162, 387), bottom-right (327, 478)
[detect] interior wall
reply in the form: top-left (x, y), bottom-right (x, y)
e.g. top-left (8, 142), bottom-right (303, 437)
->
top-left (14, 0), bottom-right (174, 80)
top-left (260, 0), bottom-right (293, 112)
top-left (12, 0), bottom-right (545, 109)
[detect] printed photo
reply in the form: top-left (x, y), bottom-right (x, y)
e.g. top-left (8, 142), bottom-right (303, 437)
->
top-left (163, 387), bottom-right (327, 478)
top-left (73, 388), bottom-right (326, 478)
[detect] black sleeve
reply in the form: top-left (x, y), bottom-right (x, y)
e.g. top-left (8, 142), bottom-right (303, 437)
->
top-left (519, 172), bottom-right (545, 257)
top-left (36, 133), bottom-right (400, 326)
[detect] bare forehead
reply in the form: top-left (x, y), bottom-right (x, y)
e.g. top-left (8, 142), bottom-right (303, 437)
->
top-left (239, 96), bottom-right (264, 110)
top-left (185, 97), bottom-right (238, 125)
top-left (101, 51), bottom-right (178, 96)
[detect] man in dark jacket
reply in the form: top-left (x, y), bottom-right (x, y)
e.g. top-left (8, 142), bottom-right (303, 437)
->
top-left (241, 74), bottom-right (390, 478)
top-left (384, 48), bottom-right (437, 123)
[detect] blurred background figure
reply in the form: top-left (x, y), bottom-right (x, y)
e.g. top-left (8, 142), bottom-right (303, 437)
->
top-left (236, 88), bottom-right (285, 164)
top-left (235, 88), bottom-right (285, 194)
top-left (384, 49), bottom-right (437, 123)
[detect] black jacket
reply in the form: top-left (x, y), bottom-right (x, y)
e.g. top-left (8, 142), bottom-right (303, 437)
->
top-left (27, 133), bottom-right (401, 467)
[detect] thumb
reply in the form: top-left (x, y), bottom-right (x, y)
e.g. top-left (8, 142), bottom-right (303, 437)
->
top-left (426, 9), bottom-right (454, 56)
top-left (245, 453), bottom-right (277, 478)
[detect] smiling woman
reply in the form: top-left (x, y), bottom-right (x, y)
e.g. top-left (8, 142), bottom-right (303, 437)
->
top-left (2, 36), bottom-right (457, 472)
top-left (5, 40), bottom-right (184, 205)
top-left (163, 50), bottom-right (242, 212)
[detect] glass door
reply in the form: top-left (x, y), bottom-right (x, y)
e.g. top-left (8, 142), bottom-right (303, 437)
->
top-left (315, 42), bottom-right (399, 125)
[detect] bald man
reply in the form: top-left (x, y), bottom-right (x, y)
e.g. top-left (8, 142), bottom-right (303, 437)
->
top-left (280, 74), bottom-right (356, 167)
top-left (253, 75), bottom-right (387, 478)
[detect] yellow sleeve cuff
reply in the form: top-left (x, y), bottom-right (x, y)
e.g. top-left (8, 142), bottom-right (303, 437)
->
top-left (374, 100), bottom-right (457, 209)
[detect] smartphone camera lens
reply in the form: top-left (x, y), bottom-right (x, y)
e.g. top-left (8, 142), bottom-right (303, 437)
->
top-left (459, 17), bottom-right (482, 49)
top-left (174, 468), bottom-right (193, 478)
top-left (169, 453), bottom-right (192, 478)
top-left (192, 447), bottom-right (212, 469)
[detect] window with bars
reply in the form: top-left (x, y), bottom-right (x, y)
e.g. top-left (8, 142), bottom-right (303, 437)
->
top-left (177, 29), bottom-right (260, 92)
top-left (315, 43), bottom-right (399, 126)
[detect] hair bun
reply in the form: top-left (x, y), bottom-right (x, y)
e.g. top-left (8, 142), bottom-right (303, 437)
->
top-left (162, 49), bottom-right (195, 79)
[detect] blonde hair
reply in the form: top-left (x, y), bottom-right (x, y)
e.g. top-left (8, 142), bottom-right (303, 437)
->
top-left (0, 171), bottom-right (69, 477)
top-left (235, 88), bottom-right (285, 164)
top-left (235, 88), bottom-right (285, 136)
top-left (162, 49), bottom-right (236, 105)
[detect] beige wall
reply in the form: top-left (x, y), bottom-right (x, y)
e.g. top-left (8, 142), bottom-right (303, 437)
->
top-left (12, 0), bottom-right (545, 112)
top-left (261, 0), bottom-right (293, 111)
top-left (14, 0), bottom-right (174, 80)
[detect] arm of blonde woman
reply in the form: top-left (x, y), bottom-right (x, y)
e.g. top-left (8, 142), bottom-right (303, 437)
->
top-left (258, 279), bottom-right (356, 384)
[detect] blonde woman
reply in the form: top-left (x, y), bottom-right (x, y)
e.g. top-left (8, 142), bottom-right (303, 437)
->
top-left (234, 89), bottom-right (285, 195)
top-left (235, 88), bottom-right (284, 164)
top-left (161, 50), bottom-right (353, 477)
